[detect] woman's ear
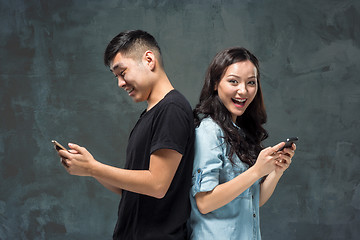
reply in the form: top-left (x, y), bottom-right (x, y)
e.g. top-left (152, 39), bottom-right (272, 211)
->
top-left (143, 50), bottom-right (156, 71)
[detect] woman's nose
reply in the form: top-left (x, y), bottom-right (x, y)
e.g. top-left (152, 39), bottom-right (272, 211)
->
top-left (237, 84), bottom-right (247, 94)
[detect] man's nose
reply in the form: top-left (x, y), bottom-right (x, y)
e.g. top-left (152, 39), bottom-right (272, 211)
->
top-left (118, 78), bottom-right (126, 88)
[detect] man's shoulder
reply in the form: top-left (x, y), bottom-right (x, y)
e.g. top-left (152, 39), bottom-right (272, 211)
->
top-left (165, 89), bottom-right (190, 103)
top-left (160, 90), bottom-right (192, 113)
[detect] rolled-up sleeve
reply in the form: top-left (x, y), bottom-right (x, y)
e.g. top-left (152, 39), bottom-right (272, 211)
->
top-left (191, 119), bottom-right (225, 197)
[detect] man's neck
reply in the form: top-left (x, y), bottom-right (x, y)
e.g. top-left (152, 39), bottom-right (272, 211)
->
top-left (146, 74), bottom-right (174, 111)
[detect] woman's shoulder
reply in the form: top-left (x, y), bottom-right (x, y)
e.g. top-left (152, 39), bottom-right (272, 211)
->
top-left (198, 117), bottom-right (219, 129)
top-left (197, 117), bottom-right (224, 136)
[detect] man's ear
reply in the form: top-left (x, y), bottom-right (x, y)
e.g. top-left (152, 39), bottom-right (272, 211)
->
top-left (143, 50), bottom-right (156, 71)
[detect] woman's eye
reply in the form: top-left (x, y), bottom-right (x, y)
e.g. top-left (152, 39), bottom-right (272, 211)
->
top-left (248, 80), bottom-right (256, 85)
top-left (229, 79), bottom-right (238, 84)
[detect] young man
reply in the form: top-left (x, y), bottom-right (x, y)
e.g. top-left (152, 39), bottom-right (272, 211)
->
top-left (58, 30), bottom-right (195, 239)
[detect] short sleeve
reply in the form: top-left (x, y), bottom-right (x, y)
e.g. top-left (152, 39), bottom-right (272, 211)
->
top-left (150, 103), bottom-right (191, 155)
top-left (191, 118), bottom-right (225, 197)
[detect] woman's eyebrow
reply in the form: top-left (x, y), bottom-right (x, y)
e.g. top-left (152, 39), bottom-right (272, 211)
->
top-left (226, 74), bottom-right (257, 79)
top-left (226, 74), bottom-right (241, 78)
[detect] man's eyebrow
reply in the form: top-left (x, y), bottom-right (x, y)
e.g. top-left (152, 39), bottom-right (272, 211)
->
top-left (111, 61), bottom-right (126, 72)
top-left (110, 64), bottom-right (119, 72)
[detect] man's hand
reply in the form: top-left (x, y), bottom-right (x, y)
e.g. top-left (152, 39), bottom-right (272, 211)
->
top-left (58, 143), bottom-right (98, 177)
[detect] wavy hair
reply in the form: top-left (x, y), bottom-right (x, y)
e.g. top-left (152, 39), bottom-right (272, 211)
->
top-left (194, 47), bottom-right (268, 166)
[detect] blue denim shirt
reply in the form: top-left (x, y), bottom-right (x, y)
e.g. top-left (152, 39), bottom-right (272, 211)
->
top-left (189, 117), bottom-right (261, 240)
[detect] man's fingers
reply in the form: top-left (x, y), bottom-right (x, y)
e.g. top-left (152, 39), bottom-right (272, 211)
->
top-left (68, 143), bottom-right (83, 154)
top-left (58, 149), bottom-right (71, 158)
top-left (60, 158), bottom-right (69, 168)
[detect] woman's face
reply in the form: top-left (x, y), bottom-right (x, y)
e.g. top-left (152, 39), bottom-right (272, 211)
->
top-left (215, 60), bottom-right (258, 122)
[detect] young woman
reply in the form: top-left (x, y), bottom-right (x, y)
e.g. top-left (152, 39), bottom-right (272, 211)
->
top-left (189, 47), bottom-right (296, 239)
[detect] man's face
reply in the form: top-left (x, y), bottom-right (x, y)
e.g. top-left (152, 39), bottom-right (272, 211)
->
top-left (110, 52), bottom-right (153, 103)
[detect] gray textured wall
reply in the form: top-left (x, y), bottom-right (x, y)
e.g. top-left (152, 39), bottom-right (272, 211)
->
top-left (1, 0), bottom-right (359, 239)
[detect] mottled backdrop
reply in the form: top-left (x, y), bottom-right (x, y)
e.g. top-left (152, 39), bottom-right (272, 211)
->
top-left (0, 0), bottom-right (359, 239)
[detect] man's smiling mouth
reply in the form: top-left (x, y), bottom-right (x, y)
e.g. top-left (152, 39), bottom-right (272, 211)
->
top-left (125, 88), bottom-right (134, 94)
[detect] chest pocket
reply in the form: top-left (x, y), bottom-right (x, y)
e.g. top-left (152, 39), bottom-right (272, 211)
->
top-left (235, 162), bottom-right (252, 198)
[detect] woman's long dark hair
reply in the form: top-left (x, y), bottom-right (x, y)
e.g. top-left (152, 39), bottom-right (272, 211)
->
top-left (194, 47), bottom-right (268, 167)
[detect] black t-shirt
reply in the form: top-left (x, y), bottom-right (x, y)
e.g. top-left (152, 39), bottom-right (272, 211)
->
top-left (113, 90), bottom-right (195, 240)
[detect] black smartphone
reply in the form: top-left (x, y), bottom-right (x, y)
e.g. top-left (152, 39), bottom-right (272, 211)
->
top-left (278, 137), bottom-right (298, 151)
top-left (51, 140), bottom-right (68, 152)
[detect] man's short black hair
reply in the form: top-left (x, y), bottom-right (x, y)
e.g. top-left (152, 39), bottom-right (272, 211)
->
top-left (104, 30), bottom-right (163, 67)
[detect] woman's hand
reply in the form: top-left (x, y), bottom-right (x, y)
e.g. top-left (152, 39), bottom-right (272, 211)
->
top-left (274, 143), bottom-right (296, 175)
top-left (253, 142), bottom-right (286, 178)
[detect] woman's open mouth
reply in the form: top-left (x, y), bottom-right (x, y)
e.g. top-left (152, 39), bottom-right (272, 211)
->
top-left (232, 98), bottom-right (246, 107)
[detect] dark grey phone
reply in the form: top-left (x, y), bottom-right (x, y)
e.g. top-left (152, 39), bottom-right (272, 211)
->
top-left (278, 137), bottom-right (298, 151)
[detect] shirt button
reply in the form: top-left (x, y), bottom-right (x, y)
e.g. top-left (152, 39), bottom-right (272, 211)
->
top-left (253, 213), bottom-right (256, 218)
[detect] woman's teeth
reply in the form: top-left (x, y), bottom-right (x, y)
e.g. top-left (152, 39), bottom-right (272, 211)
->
top-left (232, 98), bottom-right (246, 104)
